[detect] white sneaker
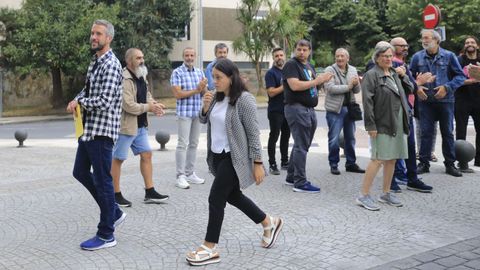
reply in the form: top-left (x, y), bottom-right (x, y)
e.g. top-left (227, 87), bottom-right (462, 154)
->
top-left (176, 175), bottom-right (190, 189)
top-left (186, 172), bottom-right (205, 184)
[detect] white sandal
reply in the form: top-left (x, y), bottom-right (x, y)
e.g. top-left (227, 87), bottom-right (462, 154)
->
top-left (262, 216), bottom-right (284, 249)
top-left (185, 244), bottom-right (221, 266)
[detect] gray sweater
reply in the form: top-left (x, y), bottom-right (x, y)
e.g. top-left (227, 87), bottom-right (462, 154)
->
top-left (199, 91), bottom-right (264, 189)
top-left (324, 64), bottom-right (361, 113)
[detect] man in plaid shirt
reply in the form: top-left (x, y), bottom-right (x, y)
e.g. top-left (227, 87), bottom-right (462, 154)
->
top-left (170, 47), bottom-right (208, 189)
top-left (66, 19), bottom-right (124, 251)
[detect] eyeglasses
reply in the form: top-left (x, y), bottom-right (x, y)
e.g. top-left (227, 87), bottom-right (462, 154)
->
top-left (394, 44), bottom-right (409, 48)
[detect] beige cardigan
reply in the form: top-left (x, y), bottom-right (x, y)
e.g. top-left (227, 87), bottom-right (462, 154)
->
top-left (120, 68), bottom-right (155, 136)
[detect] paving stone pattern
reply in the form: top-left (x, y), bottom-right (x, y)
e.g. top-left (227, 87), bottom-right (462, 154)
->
top-left (0, 127), bottom-right (479, 270)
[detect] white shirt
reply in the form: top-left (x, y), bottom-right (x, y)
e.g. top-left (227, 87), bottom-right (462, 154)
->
top-left (210, 97), bottom-right (230, 154)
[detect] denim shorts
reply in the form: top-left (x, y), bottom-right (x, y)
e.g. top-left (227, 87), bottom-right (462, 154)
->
top-left (113, 127), bottom-right (152, 160)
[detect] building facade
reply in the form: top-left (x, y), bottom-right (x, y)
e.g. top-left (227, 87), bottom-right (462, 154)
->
top-left (169, 0), bottom-right (273, 69)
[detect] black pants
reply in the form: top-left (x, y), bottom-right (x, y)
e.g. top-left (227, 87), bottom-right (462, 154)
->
top-left (455, 98), bottom-right (480, 163)
top-left (205, 151), bottom-right (266, 243)
top-left (267, 111), bottom-right (290, 166)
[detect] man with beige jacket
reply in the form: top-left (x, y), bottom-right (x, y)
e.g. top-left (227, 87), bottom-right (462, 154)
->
top-left (111, 48), bottom-right (169, 207)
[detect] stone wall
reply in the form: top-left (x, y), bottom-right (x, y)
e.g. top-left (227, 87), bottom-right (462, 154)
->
top-left (0, 67), bottom-right (268, 111)
top-left (1, 70), bottom-right (52, 110)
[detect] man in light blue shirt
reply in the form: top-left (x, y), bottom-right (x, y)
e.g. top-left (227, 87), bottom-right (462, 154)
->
top-left (170, 47), bottom-right (208, 189)
top-left (205, 43), bottom-right (229, 90)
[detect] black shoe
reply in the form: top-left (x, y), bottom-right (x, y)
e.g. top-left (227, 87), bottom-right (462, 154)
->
top-left (144, 188), bottom-right (169, 204)
top-left (458, 162), bottom-right (475, 173)
top-left (115, 192), bottom-right (132, 207)
top-left (445, 165), bottom-right (462, 177)
top-left (345, 164), bottom-right (365, 173)
top-left (269, 164), bottom-right (280, 175)
top-left (417, 163), bottom-right (430, 174)
top-left (390, 179), bottom-right (402, 193)
top-left (474, 160), bottom-right (480, 167)
top-left (330, 167), bottom-right (340, 175)
top-left (407, 179), bottom-right (433, 193)
top-left (280, 162), bottom-right (289, 170)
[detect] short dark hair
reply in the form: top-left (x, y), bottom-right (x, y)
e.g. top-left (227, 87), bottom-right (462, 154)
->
top-left (272, 47), bottom-right (284, 55)
top-left (214, 43), bottom-right (229, 54)
top-left (213, 58), bottom-right (248, 105)
top-left (295, 39), bottom-right (311, 50)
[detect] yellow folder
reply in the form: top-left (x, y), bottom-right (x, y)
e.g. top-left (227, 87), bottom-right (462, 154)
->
top-left (74, 104), bottom-right (84, 139)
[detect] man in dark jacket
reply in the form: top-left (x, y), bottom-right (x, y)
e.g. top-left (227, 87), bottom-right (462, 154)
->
top-left (456, 36), bottom-right (480, 171)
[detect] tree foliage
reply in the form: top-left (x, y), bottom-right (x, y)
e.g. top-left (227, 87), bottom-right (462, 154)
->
top-left (299, 0), bottom-right (386, 67)
top-left (107, 0), bottom-right (192, 69)
top-left (2, 0), bottom-right (120, 107)
top-left (387, 0), bottom-right (480, 54)
top-left (233, 0), bottom-right (307, 91)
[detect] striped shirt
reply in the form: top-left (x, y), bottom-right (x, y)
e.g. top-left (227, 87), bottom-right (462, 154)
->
top-left (75, 50), bottom-right (123, 142)
top-left (170, 63), bottom-right (204, 118)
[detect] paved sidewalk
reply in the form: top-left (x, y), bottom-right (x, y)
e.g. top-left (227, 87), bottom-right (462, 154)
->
top-left (0, 119), bottom-right (479, 269)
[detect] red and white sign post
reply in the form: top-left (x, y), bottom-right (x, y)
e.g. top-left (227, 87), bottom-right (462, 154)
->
top-left (423, 4), bottom-right (445, 41)
top-left (423, 4), bottom-right (441, 29)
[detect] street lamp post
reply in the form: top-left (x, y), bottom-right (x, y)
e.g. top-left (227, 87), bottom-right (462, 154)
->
top-left (0, 21), bottom-right (6, 118)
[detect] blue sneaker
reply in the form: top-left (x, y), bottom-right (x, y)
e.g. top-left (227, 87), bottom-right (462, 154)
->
top-left (390, 179), bottom-right (402, 193)
top-left (292, 182), bottom-right (320, 193)
top-left (394, 175), bottom-right (408, 185)
top-left (114, 211), bottom-right (126, 228)
top-left (80, 236), bottom-right (117, 251)
top-left (285, 178), bottom-right (294, 186)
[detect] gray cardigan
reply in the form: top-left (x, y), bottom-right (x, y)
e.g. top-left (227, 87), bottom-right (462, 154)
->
top-left (361, 65), bottom-right (413, 136)
top-left (199, 91), bottom-right (264, 189)
top-left (324, 64), bottom-right (361, 114)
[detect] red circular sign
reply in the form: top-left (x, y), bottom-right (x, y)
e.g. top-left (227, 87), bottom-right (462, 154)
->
top-left (423, 4), bottom-right (441, 29)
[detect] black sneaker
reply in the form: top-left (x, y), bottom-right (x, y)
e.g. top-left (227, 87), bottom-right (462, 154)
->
top-left (445, 165), bottom-right (462, 177)
top-left (280, 162), bottom-right (289, 170)
top-left (330, 167), bottom-right (340, 175)
top-left (417, 163), bottom-right (430, 174)
top-left (345, 164), bottom-right (365, 173)
top-left (269, 164), bottom-right (280, 175)
top-left (144, 188), bottom-right (169, 204)
top-left (115, 192), bottom-right (132, 207)
top-left (475, 160), bottom-right (480, 167)
top-left (407, 179), bottom-right (433, 193)
top-left (458, 162), bottom-right (474, 173)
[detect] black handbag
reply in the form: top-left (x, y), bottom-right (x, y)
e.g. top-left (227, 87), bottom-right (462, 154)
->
top-left (347, 101), bottom-right (363, 121)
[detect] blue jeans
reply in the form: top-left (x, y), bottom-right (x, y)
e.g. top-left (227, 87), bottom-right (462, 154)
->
top-left (73, 138), bottom-right (121, 240)
top-left (326, 107), bottom-right (356, 168)
top-left (418, 102), bottom-right (456, 167)
top-left (284, 104), bottom-right (316, 187)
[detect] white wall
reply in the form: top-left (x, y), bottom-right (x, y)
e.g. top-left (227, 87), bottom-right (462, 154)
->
top-left (0, 0), bottom-right (21, 9)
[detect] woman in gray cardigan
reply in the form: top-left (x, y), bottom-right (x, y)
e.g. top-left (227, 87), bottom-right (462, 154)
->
top-left (324, 48), bottom-right (365, 175)
top-left (356, 43), bottom-right (412, 211)
top-left (185, 58), bottom-right (283, 266)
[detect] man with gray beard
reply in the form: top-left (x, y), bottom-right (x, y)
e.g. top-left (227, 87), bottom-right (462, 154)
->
top-left (111, 48), bottom-right (169, 207)
top-left (410, 29), bottom-right (466, 177)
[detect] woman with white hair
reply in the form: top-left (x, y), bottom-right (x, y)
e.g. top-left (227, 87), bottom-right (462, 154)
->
top-left (356, 42), bottom-right (413, 211)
